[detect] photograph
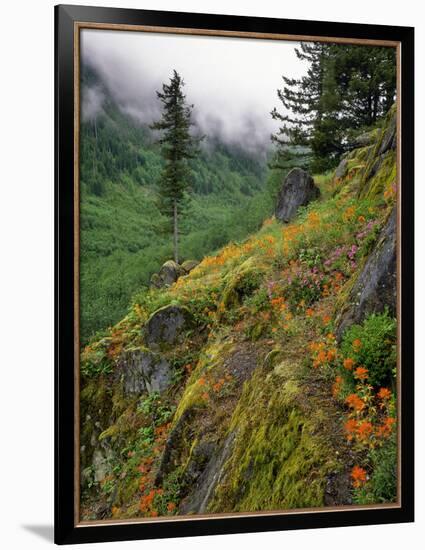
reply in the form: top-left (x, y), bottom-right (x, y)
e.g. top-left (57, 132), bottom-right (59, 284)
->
top-left (76, 25), bottom-right (401, 524)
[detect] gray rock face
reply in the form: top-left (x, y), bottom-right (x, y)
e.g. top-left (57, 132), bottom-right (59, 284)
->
top-left (155, 407), bottom-right (196, 486)
top-left (275, 168), bottom-right (320, 223)
top-left (335, 158), bottom-right (349, 179)
top-left (178, 431), bottom-right (236, 514)
top-left (378, 112), bottom-right (397, 155)
top-left (118, 349), bottom-right (173, 395)
top-left (336, 208), bottom-right (396, 340)
top-left (144, 305), bottom-right (193, 349)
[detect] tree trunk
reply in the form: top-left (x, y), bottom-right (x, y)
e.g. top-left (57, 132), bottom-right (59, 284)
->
top-left (173, 201), bottom-right (179, 264)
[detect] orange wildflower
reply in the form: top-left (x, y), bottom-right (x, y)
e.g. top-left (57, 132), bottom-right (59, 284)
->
top-left (309, 342), bottom-right (320, 352)
top-left (139, 489), bottom-right (156, 513)
top-left (343, 206), bottom-right (356, 222)
top-left (352, 338), bottom-right (362, 351)
top-left (344, 418), bottom-right (358, 440)
top-left (167, 502), bottom-right (176, 512)
top-left (317, 350), bottom-right (327, 364)
top-left (306, 308), bottom-right (314, 317)
top-left (377, 387), bottom-right (391, 400)
top-left (327, 348), bottom-right (337, 362)
top-left (332, 375), bottom-right (343, 396)
top-left (346, 393), bottom-right (366, 412)
top-left (358, 215), bottom-right (366, 223)
top-left (308, 212), bottom-right (320, 225)
top-left (351, 465), bottom-right (367, 488)
top-left (213, 381), bottom-right (223, 392)
top-left (376, 416), bottom-right (396, 438)
top-left (354, 366), bottom-right (369, 381)
top-left (343, 358), bottom-right (355, 371)
top-left (356, 421), bottom-right (373, 441)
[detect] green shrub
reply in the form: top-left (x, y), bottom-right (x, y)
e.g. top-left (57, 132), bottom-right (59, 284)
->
top-left (340, 311), bottom-right (396, 387)
top-left (353, 432), bottom-right (397, 504)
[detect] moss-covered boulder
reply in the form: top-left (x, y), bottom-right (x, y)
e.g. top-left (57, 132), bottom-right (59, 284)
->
top-left (221, 257), bottom-right (265, 312)
top-left (181, 259), bottom-right (199, 274)
top-left (150, 260), bottom-right (185, 289)
top-left (336, 207), bottom-right (396, 340)
top-left (144, 304), bottom-right (193, 349)
top-left (275, 168), bottom-right (320, 223)
top-left (206, 358), bottom-right (343, 513)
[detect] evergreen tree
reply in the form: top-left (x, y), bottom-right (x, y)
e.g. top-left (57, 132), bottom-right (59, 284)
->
top-left (271, 43), bottom-right (396, 171)
top-left (329, 45), bottom-right (396, 131)
top-left (150, 70), bottom-right (197, 264)
top-left (270, 43), bottom-right (338, 172)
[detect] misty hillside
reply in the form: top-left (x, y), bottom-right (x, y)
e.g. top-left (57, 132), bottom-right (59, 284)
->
top-left (80, 105), bottom-right (397, 520)
top-left (80, 66), bottom-right (279, 342)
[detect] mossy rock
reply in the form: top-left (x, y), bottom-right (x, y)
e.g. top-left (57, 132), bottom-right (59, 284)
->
top-left (207, 365), bottom-right (339, 513)
top-left (172, 340), bottom-right (233, 424)
top-left (220, 257), bottom-right (265, 312)
top-left (144, 304), bottom-right (194, 350)
top-left (150, 260), bottom-right (185, 289)
top-left (181, 259), bottom-right (200, 274)
top-left (336, 208), bottom-right (396, 340)
top-left (358, 105), bottom-right (396, 198)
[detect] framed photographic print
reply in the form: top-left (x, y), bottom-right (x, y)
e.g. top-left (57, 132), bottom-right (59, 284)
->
top-left (55, 4), bottom-right (414, 545)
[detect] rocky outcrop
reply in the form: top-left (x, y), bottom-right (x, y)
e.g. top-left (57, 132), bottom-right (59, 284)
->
top-left (336, 208), bottom-right (396, 340)
top-left (154, 407), bottom-right (197, 486)
top-left (275, 168), bottom-right (320, 223)
top-left (335, 158), bottom-right (349, 179)
top-left (179, 431), bottom-right (236, 514)
top-left (181, 259), bottom-right (199, 273)
top-left (150, 260), bottom-right (184, 289)
top-left (352, 128), bottom-right (378, 149)
top-left (117, 349), bottom-right (173, 395)
top-left (358, 105), bottom-right (397, 198)
top-left (144, 304), bottom-right (193, 349)
top-left (150, 259), bottom-right (199, 289)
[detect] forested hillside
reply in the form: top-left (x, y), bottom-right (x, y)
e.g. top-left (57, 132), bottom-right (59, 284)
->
top-left (80, 66), bottom-right (276, 342)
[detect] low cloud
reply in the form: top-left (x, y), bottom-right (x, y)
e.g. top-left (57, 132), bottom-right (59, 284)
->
top-left (81, 29), bottom-right (307, 153)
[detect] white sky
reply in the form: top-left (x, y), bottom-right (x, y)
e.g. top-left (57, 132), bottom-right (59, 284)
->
top-left (81, 29), bottom-right (308, 151)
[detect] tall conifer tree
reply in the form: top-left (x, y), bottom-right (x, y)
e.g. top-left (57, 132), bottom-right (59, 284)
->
top-left (151, 70), bottom-right (197, 264)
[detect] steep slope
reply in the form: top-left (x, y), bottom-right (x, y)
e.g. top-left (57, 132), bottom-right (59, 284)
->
top-left (80, 106), bottom-right (397, 520)
top-left (80, 65), bottom-right (272, 342)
